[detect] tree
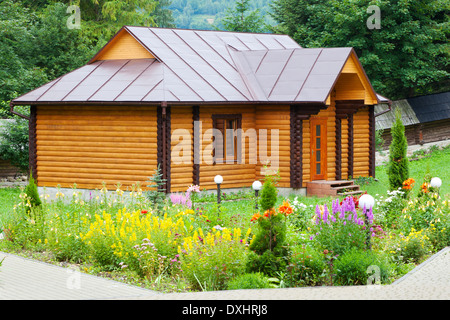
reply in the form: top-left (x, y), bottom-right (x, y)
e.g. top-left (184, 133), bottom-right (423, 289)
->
top-left (0, 1), bottom-right (100, 115)
top-left (146, 164), bottom-right (167, 214)
top-left (152, 0), bottom-right (176, 28)
top-left (0, 117), bottom-right (29, 174)
top-left (270, 0), bottom-right (449, 100)
top-left (0, 1), bottom-right (48, 115)
top-left (219, 0), bottom-right (266, 33)
top-left (388, 108), bottom-right (409, 191)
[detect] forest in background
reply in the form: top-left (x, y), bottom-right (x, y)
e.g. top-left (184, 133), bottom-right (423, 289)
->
top-left (168, 0), bottom-right (274, 30)
top-left (1, 0), bottom-right (449, 118)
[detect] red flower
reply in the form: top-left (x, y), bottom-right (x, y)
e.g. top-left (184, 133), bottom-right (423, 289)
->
top-left (141, 210), bottom-right (148, 214)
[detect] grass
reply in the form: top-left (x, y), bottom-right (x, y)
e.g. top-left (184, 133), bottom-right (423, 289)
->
top-left (360, 145), bottom-right (450, 197)
top-left (0, 187), bottom-right (21, 228)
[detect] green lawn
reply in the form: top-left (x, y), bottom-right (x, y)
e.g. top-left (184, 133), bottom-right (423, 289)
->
top-left (0, 187), bottom-right (21, 226)
top-left (360, 145), bottom-right (450, 197)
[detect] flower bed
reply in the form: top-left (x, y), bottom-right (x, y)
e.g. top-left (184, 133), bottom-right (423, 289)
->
top-left (1, 175), bottom-right (449, 292)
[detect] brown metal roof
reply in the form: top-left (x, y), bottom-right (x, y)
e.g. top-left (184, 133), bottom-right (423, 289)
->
top-left (12, 26), bottom-right (380, 106)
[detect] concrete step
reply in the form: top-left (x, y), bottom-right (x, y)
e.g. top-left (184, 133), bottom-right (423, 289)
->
top-left (340, 190), bottom-right (365, 197)
top-left (332, 185), bottom-right (360, 192)
top-left (306, 180), bottom-right (363, 198)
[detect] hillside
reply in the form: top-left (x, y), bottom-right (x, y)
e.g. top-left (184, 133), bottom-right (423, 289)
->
top-left (168, 0), bottom-right (275, 30)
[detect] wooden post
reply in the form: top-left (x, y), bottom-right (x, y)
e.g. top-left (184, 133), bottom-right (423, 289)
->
top-left (29, 105), bottom-right (37, 181)
top-left (369, 105), bottom-right (376, 178)
top-left (193, 105), bottom-right (200, 186)
top-left (335, 116), bottom-right (342, 181)
top-left (157, 102), bottom-right (171, 193)
top-left (348, 113), bottom-right (354, 179)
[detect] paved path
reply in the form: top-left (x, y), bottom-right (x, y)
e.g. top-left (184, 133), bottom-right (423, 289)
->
top-left (1, 247), bottom-right (449, 300)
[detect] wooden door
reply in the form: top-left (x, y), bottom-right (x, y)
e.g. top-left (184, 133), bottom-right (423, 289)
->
top-left (311, 118), bottom-right (327, 180)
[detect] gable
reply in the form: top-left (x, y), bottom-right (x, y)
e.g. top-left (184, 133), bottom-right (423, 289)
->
top-left (91, 28), bottom-right (155, 62)
top-left (339, 51), bottom-right (378, 104)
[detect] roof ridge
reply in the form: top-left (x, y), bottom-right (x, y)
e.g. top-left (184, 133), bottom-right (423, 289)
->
top-left (126, 25), bottom-right (297, 37)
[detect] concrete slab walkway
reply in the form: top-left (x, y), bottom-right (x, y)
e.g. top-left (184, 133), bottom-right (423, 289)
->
top-left (1, 247), bottom-right (449, 300)
top-left (0, 251), bottom-right (161, 300)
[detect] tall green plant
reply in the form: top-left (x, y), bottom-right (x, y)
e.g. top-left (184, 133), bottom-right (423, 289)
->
top-left (246, 173), bottom-right (288, 276)
top-left (146, 164), bottom-right (167, 214)
top-left (388, 108), bottom-right (409, 191)
top-left (23, 172), bottom-right (41, 215)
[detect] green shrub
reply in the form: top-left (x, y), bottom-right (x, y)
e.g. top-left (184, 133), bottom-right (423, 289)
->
top-left (398, 229), bottom-right (432, 263)
top-left (311, 199), bottom-right (367, 256)
top-left (376, 188), bottom-right (406, 228)
top-left (246, 174), bottom-right (288, 276)
top-left (388, 108), bottom-right (409, 191)
top-left (258, 174), bottom-right (278, 212)
top-left (0, 118), bottom-right (29, 173)
top-left (180, 228), bottom-right (247, 291)
top-left (227, 272), bottom-right (272, 290)
top-left (426, 220), bottom-right (450, 251)
top-left (285, 245), bottom-right (326, 287)
top-left (333, 248), bottom-right (390, 286)
top-left (146, 164), bottom-right (167, 214)
top-left (23, 172), bottom-right (42, 215)
top-left (245, 249), bottom-right (287, 277)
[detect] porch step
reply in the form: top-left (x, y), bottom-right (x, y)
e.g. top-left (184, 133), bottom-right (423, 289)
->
top-left (306, 180), bottom-right (364, 197)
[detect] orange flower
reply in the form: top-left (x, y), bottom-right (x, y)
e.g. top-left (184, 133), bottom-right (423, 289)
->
top-left (421, 182), bottom-right (429, 193)
top-left (250, 212), bottom-right (262, 222)
top-left (278, 200), bottom-right (293, 216)
top-left (263, 208), bottom-right (276, 218)
top-left (402, 178), bottom-right (415, 190)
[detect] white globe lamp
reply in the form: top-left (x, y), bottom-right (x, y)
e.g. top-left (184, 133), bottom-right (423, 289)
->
top-left (359, 194), bottom-right (375, 210)
top-left (430, 177), bottom-right (442, 189)
top-left (214, 175), bottom-right (223, 185)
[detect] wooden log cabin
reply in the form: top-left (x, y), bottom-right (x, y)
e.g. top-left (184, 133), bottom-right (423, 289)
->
top-left (11, 26), bottom-right (389, 195)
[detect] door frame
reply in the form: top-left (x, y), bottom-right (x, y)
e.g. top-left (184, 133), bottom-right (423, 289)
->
top-left (310, 117), bottom-right (328, 180)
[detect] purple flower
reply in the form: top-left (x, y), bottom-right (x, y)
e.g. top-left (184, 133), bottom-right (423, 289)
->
top-left (315, 205), bottom-right (321, 224)
top-left (339, 205), bottom-right (346, 219)
top-left (323, 204), bottom-right (329, 223)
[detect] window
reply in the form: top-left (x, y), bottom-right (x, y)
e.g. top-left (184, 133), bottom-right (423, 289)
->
top-left (212, 114), bottom-right (242, 164)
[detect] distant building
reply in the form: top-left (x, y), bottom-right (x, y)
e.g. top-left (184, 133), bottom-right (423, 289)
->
top-left (375, 91), bottom-right (450, 150)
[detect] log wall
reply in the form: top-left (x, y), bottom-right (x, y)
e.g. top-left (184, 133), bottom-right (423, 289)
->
top-left (255, 105), bottom-right (291, 188)
top-left (36, 105), bottom-right (158, 190)
top-left (353, 106), bottom-right (370, 177)
top-left (170, 106), bottom-right (194, 192)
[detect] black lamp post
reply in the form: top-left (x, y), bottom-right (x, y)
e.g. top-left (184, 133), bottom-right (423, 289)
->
top-left (252, 180), bottom-right (262, 210)
top-left (214, 175), bottom-right (223, 213)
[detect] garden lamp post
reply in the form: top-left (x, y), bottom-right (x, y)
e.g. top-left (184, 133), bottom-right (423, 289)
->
top-left (359, 194), bottom-right (375, 250)
top-left (430, 177), bottom-right (442, 194)
top-left (214, 175), bottom-right (223, 207)
top-left (252, 180), bottom-right (262, 210)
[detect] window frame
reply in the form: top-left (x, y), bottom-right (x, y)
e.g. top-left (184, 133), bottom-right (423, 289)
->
top-left (211, 114), bottom-right (242, 164)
